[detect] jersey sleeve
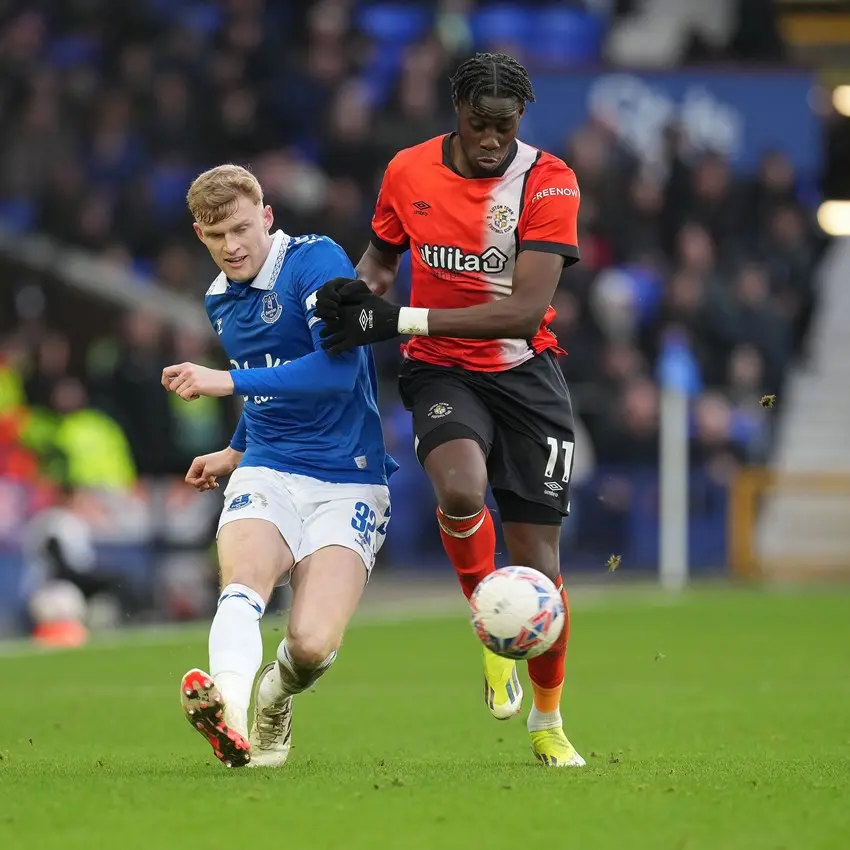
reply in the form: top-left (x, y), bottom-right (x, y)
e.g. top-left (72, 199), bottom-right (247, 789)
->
top-left (518, 157), bottom-right (581, 266)
top-left (295, 238), bottom-right (360, 352)
top-left (370, 155), bottom-right (410, 254)
top-left (229, 239), bottom-right (360, 400)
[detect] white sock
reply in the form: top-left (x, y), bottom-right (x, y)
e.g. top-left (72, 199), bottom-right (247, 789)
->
top-left (260, 638), bottom-right (337, 701)
top-left (208, 583), bottom-right (266, 720)
top-left (527, 705), bottom-right (563, 732)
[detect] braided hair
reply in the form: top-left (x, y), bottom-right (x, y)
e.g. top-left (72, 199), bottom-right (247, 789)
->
top-left (450, 53), bottom-right (536, 109)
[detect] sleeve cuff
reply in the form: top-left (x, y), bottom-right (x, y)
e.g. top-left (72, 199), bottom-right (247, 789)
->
top-left (519, 240), bottom-right (580, 266)
top-left (371, 229), bottom-right (409, 254)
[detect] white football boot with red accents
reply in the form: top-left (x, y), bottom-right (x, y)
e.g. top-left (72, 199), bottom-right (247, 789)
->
top-left (180, 669), bottom-right (251, 768)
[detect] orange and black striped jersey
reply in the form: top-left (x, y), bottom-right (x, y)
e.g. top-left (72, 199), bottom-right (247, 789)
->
top-left (371, 134), bottom-right (580, 372)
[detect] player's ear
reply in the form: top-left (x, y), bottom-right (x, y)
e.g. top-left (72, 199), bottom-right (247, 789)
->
top-left (452, 96), bottom-right (460, 116)
top-left (192, 222), bottom-right (204, 243)
top-left (262, 204), bottom-right (274, 232)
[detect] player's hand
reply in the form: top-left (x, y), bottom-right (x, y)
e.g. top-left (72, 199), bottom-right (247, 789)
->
top-left (185, 448), bottom-right (242, 492)
top-left (162, 362), bottom-right (234, 400)
top-left (318, 290), bottom-right (402, 355)
top-left (314, 277), bottom-right (372, 323)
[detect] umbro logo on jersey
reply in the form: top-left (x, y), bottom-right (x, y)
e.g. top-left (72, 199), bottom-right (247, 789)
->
top-left (412, 200), bottom-right (430, 216)
top-left (418, 244), bottom-right (509, 275)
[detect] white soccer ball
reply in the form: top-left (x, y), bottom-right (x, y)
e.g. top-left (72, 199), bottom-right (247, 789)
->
top-left (469, 566), bottom-right (565, 660)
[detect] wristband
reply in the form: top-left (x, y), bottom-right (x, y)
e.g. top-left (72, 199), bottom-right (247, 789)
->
top-left (397, 307), bottom-right (430, 336)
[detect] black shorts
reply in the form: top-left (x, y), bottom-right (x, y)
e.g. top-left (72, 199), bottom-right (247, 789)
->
top-left (398, 351), bottom-right (575, 525)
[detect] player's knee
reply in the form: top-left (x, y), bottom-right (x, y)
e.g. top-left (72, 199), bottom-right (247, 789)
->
top-left (286, 626), bottom-right (339, 670)
top-left (430, 464), bottom-right (487, 517)
top-left (425, 441), bottom-right (488, 517)
top-left (217, 520), bottom-right (292, 599)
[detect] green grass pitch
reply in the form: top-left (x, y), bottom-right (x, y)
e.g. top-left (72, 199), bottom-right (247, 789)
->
top-left (1, 587), bottom-right (848, 850)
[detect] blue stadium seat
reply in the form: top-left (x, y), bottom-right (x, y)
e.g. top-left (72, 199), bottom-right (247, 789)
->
top-left (0, 200), bottom-right (35, 234)
top-left (470, 5), bottom-right (531, 51)
top-left (148, 164), bottom-right (195, 218)
top-left (47, 35), bottom-right (101, 70)
top-left (179, 4), bottom-right (223, 37)
top-left (356, 4), bottom-right (432, 46)
top-left (532, 8), bottom-right (604, 67)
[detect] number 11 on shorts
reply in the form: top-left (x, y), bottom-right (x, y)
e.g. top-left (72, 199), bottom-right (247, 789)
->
top-left (545, 437), bottom-right (574, 482)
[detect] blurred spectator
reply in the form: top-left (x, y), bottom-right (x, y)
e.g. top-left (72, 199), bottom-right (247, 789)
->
top-left (21, 483), bottom-right (142, 624)
top-left (88, 312), bottom-right (175, 477)
top-left (47, 377), bottom-right (137, 490)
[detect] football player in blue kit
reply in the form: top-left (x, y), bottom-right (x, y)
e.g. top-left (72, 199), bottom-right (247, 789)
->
top-left (162, 164), bottom-right (397, 769)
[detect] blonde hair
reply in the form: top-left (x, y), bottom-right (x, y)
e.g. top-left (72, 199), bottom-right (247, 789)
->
top-left (186, 164), bottom-right (263, 225)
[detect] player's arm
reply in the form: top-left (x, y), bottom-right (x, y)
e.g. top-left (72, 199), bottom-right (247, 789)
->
top-left (354, 155), bottom-right (408, 296)
top-left (317, 161), bottom-right (580, 352)
top-left (424, 250), bottom-right (566, 339)
top-left (355, 242), bottom-right (402, 297)
top-left (163, 242), bottom-right (361, 401)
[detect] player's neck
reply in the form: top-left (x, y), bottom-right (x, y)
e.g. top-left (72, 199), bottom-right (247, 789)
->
top-left (447, 134), bottom-right (517, 180)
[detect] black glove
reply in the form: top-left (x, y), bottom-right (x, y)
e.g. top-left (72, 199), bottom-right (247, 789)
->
top-left (318, 285), bottom-right (402, 355)
top-left (314, 277), bottom-right (372, 323)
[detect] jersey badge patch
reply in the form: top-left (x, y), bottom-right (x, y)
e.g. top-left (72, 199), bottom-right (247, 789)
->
top-left (487, 203), bottom-right (517, 235)
top-left (261, 292), bottom-right (283, 324)
top-left (428, 402), bottom-right (454, 419)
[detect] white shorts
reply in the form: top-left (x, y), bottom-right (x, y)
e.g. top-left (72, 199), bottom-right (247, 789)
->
top-left (217, 466), bottom-right (391, 576)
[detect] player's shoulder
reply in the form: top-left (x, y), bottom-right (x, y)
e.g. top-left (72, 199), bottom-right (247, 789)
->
top-left (523, 146), bottom-right (579, 193)
top-left (385, 136), bottom-right (446, 176)
top-left (283, 233), bottom-right (354, 286)
top-left (284, 232), bottom-right (350, 269)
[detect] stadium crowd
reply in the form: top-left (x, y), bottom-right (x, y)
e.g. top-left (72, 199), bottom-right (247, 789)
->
top-left (0, 0), bottom-right (827, 611)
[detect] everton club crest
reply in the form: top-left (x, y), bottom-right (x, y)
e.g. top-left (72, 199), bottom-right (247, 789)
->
top-left (261, 291), bottom-right (282, 324)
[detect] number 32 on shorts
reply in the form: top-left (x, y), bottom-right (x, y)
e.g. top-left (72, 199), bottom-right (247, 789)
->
top-left (350, 501), bottom-right (389, 547)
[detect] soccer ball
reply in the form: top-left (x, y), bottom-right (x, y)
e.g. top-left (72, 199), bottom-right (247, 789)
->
top-left (469, 566), bottom-right (565, 660)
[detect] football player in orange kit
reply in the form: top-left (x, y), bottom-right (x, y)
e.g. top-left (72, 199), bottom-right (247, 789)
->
top-left (316, 53), bottom-right (583, 767)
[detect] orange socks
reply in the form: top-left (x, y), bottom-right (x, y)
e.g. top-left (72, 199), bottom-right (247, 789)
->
top-left (436, 506), bottom-right (496, 600)
top-left (527, 577), bottom-right (570, 711)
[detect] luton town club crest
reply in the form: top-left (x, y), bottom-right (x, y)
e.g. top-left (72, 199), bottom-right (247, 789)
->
top-left (487, 203), bottom-right (516, 235)
top-left (261, 291), bottom-right (282, 324)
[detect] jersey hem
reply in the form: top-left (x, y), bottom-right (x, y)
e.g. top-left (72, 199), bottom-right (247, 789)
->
top-left (401, 342), bottom-right (562, 373)
top-left (239, 453), bottom-right (390, 486)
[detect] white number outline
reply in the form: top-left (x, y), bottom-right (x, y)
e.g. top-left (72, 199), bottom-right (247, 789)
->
top-left (545, 437), bottom-right (574, 482)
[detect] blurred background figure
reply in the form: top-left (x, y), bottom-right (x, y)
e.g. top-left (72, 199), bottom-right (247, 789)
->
top-left (0, 0), bottom-right (846, 635)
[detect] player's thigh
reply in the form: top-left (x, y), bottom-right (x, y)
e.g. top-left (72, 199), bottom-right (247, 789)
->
top-left (286, 545), bottom-right (368, 666)
top-left (285, 480), bottom-right (391, 663)
top-left (217, 466), bottom-right (299, 598)
top-left (294, 479), bottom-right (391, 578)
top-left (488, 354), bottom-right (575, 525)
top-left (399, 359), bottom-right (494, 514)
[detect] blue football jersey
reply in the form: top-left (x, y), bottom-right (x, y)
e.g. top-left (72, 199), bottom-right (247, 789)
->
top-left (205, 230), bottom-right (398, 485)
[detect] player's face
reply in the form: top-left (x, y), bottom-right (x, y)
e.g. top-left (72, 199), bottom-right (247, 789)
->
top-left (455, 96), bottom-right (524, 177)
top-left (193, 194), bottom-right (274, 282)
